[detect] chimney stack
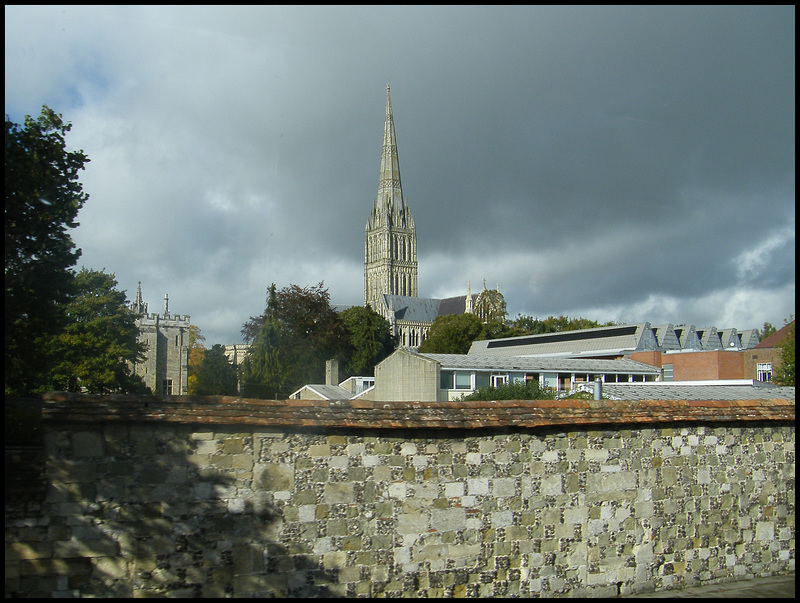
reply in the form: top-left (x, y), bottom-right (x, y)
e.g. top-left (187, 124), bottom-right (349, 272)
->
top-left (326, 359), bottom-right (339, 386)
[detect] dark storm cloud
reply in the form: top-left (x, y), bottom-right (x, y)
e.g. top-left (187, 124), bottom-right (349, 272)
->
top-left (5, 5), bottom-right (794, 344)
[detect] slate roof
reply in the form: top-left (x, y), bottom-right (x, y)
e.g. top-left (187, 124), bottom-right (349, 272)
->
top-left (382, 295), bottom-right (442, 323)
top-left (438, 295), bottom-right (473, 317)
top-left (419, 353), bottom-right (661, 375)
top-left (577, 382), bottom-right (795, 401)
top-left (290, 384), bottom-right (355, 400)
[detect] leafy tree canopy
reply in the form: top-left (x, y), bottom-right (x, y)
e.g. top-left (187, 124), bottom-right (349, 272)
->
top-left (194, 344), bottom-right (239, 396)
top-left (338, 305), bottom-right (394, 376)
top-left (49, 268), bottom-right (147, 394)
top-left (772, 318), bottom-right (795, 386)
top-left (509, 314), bottom-right (617, 336)
top-left (5, 106), bottom-right (89, 396)
top-left (760, 322), bottom-right (777, 340)
top-left (240, 283), bottom-right (350, 399)
top-left (418, 313), bottom-right (486, 354)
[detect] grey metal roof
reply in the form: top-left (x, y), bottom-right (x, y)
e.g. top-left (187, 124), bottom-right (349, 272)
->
top-left (738, 328), bottom-right (760, 349)
top-left (673, 325), bottom-right (703, 350)
top-left (419, 353), bottom-right (661, 375)
top-left (578, 382), bottom-right (796, 401)
top-left (468, 324), bottom-right (656, 357)
top-left (651, 324), bottom-right (682, 351)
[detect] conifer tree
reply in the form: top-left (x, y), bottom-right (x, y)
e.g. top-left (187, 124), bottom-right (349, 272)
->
top-left (5, 107), bottom-right (89, 395)
top-left (49, 268), bottom-right (147, 393)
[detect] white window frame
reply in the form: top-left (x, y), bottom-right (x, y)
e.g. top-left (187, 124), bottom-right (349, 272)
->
top-left (491, 374), bottom-right (508, 387)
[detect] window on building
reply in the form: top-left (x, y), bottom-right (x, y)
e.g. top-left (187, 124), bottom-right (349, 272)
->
top-left (163, 379), bottom-right (173, 395)
top-left (455, 371), bottom-right (472, 390)
top-left (757, 363), bottom-right (772, 383)
top-left (663, 364), bottom-right (674, 381)
top-left (440, 371), bottom-right (454, 390)
top-left (491, 374), bottom-right (508, 387)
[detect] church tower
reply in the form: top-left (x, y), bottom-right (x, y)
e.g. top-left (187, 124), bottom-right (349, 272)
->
top-left (364, 85), bottom-right (418, 310)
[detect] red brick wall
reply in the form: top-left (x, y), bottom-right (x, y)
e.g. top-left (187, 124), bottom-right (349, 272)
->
top-left (629, 350), bottom-right (744, 380)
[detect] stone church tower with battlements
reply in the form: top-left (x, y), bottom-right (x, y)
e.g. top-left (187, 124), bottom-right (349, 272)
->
top-left (130, 282), bottom-right (190, 395)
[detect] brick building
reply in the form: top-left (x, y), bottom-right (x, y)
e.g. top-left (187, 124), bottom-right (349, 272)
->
top-left (744, 320), bottom-right (795, 383)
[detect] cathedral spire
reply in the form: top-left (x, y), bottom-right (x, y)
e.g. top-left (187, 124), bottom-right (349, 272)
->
top-left (377, 84), bottom-right (405, 213)
top-left (365, 85), bottom-right (418, 309)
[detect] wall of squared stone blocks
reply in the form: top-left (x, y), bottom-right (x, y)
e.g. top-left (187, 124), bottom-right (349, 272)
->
top-left (5, 405), bottom-right (795, 597)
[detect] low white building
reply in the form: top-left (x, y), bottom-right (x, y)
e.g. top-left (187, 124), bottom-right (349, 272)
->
top-left (372, 349), bottom-right (662, 402)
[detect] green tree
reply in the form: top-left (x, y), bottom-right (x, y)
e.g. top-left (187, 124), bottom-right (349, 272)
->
top-left (772, 319), bottom-right (795, 386)
top-left (48, 268), bottom-right (147, 394)
top-left (339, 305), bottom-right (394, 376)
top-left (194, 344), bottom-right (239, 395)
top-left (479, 318), bottom-right (516, 341)
top-left (759, 321), bottom-right (777, 341)
top-left (241, 284), bottom-right (284, 398)
top-left (5, 106), bottom-right (89, 396)
top-left (509, 314), bottom-right (615, 336)
top-left (240, 282), bottom-right (349, 399)
top-left (419, 313), bottom-right (485, 354)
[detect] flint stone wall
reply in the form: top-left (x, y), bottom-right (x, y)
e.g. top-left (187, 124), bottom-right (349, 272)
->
top-left (5, 394), bottom-right (795, 597)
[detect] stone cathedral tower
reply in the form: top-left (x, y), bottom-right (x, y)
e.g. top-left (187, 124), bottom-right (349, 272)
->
top-left (364, 85), bottom-right (418, 310)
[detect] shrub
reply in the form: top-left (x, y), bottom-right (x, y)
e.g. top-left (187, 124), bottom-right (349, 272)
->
top-left (462, 381), bottom-right (555, 401)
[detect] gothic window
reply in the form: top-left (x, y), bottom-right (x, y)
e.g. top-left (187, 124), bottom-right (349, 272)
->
top-left (474, 289), bottom-right (507, 323)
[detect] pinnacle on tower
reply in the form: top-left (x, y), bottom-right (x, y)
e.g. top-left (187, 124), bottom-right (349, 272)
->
top-left (133, 281), bottom-right (147, 315)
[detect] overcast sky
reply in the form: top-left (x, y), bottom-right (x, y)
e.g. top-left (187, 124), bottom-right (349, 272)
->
top-left (6, 6), bottom-right (795, 345)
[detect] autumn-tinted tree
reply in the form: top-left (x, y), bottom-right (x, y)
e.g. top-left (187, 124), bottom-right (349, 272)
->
top-left (186, 324), bottom-right (206, 395)
top-left (5, 106), bottom-right (89, 395)
top-left (194, 344), bottom-right (239, 395)
top-left (48, 268), bottom-right (147, 394)
top-left (339, 305), bottom-right (394, 376)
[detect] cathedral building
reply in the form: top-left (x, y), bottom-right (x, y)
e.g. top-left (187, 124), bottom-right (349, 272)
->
top-left (130, 282), bottom-right (190, 395)
top-left (364, 86), bottom-right (505, 348)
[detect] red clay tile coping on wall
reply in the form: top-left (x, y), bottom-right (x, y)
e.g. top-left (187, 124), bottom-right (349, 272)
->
top-left (41, 393), bottom-right (794, 430)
